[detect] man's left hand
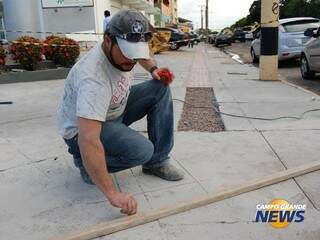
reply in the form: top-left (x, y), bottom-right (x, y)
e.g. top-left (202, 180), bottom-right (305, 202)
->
top-left (152, 68), bottom-right (174, 85)
top-left (151, 68), bottom-right (162, 80)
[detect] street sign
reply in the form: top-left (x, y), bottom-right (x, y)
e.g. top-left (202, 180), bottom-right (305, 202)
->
top-left (41, 0), bottom-right (94, 8)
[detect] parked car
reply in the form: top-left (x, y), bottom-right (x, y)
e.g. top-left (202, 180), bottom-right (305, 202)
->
top-left (251, 17), bottom-right (320, 62)
top-left (188, 32), bottom-right (200, 44)
top-left (215, 30), bottom-right (233, 47)
top-left (0, 39), bottom-right (8, 45)
top-left (156, 27), bottom-right (188, 50)
top-left (300, 27), bottom-right (320, 79)
top-left (208, 33), bottom-right (218, 44)
top-left (232, 29), bottom-right (246, 42)
top-left (245, 32), bottom-right (254, 41)
top-left (242, 27), bottom-right (254, 41)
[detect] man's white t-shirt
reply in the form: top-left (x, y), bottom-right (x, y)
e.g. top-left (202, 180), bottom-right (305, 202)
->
top-left (57, 42), bottom-right (133, 140)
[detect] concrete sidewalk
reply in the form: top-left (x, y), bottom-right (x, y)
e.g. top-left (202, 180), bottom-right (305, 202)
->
top-left (0, 43), bottom-right (320, 240)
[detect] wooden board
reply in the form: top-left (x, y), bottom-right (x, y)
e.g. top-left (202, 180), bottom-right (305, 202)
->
top-left (50, 160), bottom-right (320, 240)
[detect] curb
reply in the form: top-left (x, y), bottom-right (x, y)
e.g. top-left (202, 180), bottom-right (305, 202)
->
top-left (0, 68), bottom-right (70, 84)
top-left (278, 73), bottom-right (320, 98)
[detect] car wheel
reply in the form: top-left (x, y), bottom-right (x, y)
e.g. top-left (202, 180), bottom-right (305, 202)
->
top-left (251, 48), bottom-right (259, 63)
top-left (300, 55), bottom-right (315, 80)
top-left (170, 42), bottom-right (179, 51)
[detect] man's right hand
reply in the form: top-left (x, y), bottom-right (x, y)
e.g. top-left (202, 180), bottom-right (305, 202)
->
top-left (107, 191), bottom-right (138, 215)
top-left (77, 118), bottom-right (138, 216)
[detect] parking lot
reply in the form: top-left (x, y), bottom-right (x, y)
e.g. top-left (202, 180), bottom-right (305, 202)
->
top-left (218, 41), bottom-right (320, 96)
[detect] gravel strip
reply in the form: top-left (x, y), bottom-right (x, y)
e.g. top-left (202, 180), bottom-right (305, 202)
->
top-left (178, 87), bottom-right (225, 132)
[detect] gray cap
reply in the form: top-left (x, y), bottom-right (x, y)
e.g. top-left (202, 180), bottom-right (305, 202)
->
top-left (106, 10), bottom-right (150, 60)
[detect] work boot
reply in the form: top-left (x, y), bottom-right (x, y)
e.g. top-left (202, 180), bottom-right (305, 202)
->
top-left (142, 163), bottom-right (184, 181)
top-left (73, 157), bottom-right (95, 185)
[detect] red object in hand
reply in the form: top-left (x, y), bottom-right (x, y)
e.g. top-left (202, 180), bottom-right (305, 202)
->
top-left (157, 68), bottom-right (174, 86)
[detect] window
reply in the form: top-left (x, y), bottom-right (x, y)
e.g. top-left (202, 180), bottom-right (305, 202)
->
top-left (282, 20), bottom-right (320, 33)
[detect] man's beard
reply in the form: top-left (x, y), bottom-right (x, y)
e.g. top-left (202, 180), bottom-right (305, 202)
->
top-left (106, 41), bottom-right (136, 72)
top-left (117, 62), bottom-right (136, 72)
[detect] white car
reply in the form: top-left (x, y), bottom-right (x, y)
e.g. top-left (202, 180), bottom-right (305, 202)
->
top-left (251, 17), bottom-right (320, 62)
top-left (245, 32), bottom-right (254, 41)
top-left (300, 27), bottom-right (320, 79)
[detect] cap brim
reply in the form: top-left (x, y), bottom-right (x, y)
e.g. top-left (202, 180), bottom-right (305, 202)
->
top-left (116, 37), bottom-right (150, 60)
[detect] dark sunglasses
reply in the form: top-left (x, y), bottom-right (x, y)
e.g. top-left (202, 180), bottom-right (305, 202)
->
top-left (117, 32), bottom-right (153, 43)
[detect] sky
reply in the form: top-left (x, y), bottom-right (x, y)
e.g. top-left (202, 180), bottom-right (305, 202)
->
top-left (177, 0), bottom-right (255, 30)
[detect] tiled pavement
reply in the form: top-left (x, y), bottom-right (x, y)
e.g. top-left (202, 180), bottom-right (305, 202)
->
top-left (1, 43), bottom-right (320, 240)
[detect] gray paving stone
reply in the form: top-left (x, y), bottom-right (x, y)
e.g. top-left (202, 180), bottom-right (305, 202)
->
top-left (240, 101), bottom-right (320, 131)
top-left (0, 157), bottom-right (152, 240)
top-left (171, 131), bottom-right (290, 194)
top-left (156, 180), bottom-right (320, 240)
top-left (218, 102), bottom-right (255, 131)
top-left (262, 130), bottom-right (320, 209)
top-left (143, 182), bottom-right (206, 209)
top-left (1, 43), bottom-right (320, 240)
top-left (0, 116), bottom-right (66, 162)
top-left (122, 159), bottom-right (195, 193)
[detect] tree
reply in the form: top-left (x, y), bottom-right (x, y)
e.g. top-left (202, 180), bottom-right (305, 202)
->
top-left (230, 0), bottom-right (320, 29)
top-left (247, 0), bottom-right (261, 24)
top-left (231, 17), bottom-right (249, 29)
top-left (307, 0), bottom-right (320, 19)
top-left (280, 0), bottom-right (309, 18)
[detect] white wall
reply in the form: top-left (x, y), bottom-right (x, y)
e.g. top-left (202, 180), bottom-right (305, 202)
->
top-left (3, 0), bottom-right (43, 40)
top-left (43, 6), bottom-right (97, 41)
top-left (43, 7), bottom-right (95, 33)
top-left (3, 0), bottom-right (156, 41)
top-left (3, 0), bottom-right (108, 41)
top-left (94, 0), bottom-right (111, 38)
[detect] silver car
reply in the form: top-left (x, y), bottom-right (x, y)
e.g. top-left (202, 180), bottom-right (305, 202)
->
top-left (251, 17), bottom-right (320, 62)
top-left (301, 27), bottom-right (320, 79)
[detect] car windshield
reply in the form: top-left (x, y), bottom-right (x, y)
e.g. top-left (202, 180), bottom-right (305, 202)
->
top-left (282, 20), bottom-right (320, 33)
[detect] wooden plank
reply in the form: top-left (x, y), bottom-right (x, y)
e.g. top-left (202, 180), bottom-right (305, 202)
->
top-left (50, 160), bottom-right (320, 240)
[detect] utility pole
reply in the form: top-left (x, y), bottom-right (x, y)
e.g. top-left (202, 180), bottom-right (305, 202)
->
top-left (260, 0), bottom-right (280, 81)
top-left (205, 0), bottom-right (209, 35)
top-left (201, 5), bottom-right (204, 30)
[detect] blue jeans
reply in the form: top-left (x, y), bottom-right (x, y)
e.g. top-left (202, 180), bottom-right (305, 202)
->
top-left (64, 79), bottom-right (174, 173)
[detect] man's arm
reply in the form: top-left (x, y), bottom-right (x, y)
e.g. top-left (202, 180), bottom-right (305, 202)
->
top-left (138, 58), bottom-right (161, 80)
top-left (77, 117), bottom-right (137, 215)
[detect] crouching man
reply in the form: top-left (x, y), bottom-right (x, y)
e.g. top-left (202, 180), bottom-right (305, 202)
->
top-left (57, 10), bottom-right (184, 216)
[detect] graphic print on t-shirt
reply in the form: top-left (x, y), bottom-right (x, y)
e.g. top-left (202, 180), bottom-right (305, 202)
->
top-left (107, 75), bottom-right (133, 118)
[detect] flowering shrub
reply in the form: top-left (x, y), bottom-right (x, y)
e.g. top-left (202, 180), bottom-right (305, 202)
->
top-left (43, 35), bottom-right (60, 60)
top-left (0, 45), bottom-right (6, 66)
top-left (45, 36), bottom-right (80, 67)
top-left (10, 36), bottom-right (43, 70)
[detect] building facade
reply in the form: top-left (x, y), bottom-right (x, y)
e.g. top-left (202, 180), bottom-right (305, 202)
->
top-left (178, 17), bottom-right (193, 33)
top-left (154, 0), bottom-right (177, 27)
top-left (2, 0), bottom-right (157, 41)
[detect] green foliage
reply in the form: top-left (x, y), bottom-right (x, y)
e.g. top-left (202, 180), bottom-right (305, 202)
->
top-left (247, 0), bottom-right (261, 24)
top-left (232, 0), bottom-right (320, 28)
top-left (280, 0), bottom-right (310, 18)
top-left (231, 17), bottom-right (249, 30)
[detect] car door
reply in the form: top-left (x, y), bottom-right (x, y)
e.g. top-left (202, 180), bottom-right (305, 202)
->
top-left (251, 31), bottom-right (261, 56)
top-left (309, 28), bottom-right (320, 71)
